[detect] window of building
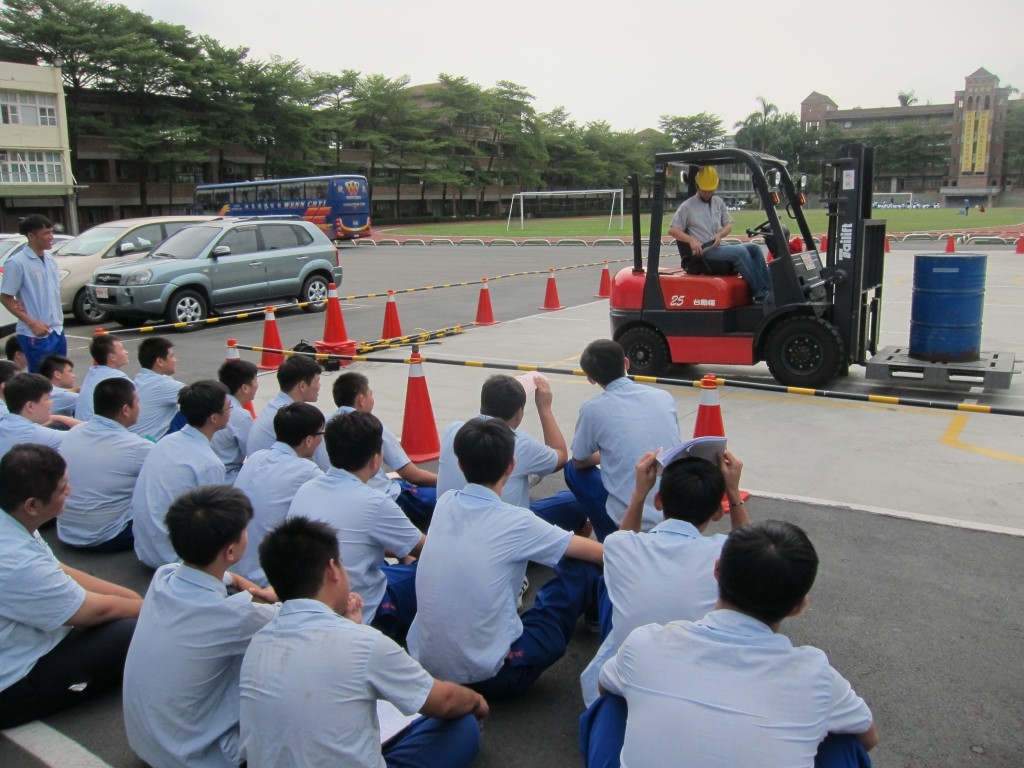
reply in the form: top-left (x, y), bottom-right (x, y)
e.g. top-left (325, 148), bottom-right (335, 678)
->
top-left (0, 90), bottom-right (58, 127)
top-left (0, 150), bottom-right (64, 183)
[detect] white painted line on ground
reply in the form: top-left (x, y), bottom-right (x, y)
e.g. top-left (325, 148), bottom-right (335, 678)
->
top-left (2, 721), bottom-right (113, 768)
top-left (755, 490), bottom-right (1024, 537)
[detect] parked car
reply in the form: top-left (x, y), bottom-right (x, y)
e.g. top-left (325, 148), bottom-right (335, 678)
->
top-left (87, 217), bottom-right (344, 328)
top-left (53, 216), bottom-right (217, 324)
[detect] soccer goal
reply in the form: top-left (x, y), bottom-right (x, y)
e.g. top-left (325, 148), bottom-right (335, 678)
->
top-left (872, 192), bottom-right (915, 209)
top-left (506, 189), bottom-right (624, 231)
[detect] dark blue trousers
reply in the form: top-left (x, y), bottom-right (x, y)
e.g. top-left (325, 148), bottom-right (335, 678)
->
top-left (563, 463), bottom-right (616, 541)
top-left (531, 490), bottom-right (590, 532)
top-left (396, 482), bottom-right (436, 532)
top-left (372, 561), bottom-right (419, 642)
top-left (383, 713), bottom-right (480, 768)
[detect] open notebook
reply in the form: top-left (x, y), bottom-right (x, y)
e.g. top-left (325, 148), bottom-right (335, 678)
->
top-left (656, 435), bottom-right (727, 468)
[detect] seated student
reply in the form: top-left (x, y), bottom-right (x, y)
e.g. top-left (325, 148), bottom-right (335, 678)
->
top-left (123, 485), bottom-right (278, 768)
top-left (5, 335), bottom-right (27, 372)
top-left (0, 359), bottom-right (16, 415)
top-left (132, 380), bottom-right (229, 569)
top-left (331, 372), bottom-right (437, 530)
top-left (582, 520), bottom-right (879, 768)
top-left (0, 373), bottom-right (65, 458)
top-left (211, 359), bottom-right (259, 483)
top-left (580, 449), bottom-right (749, 706)
top-left (247, 354), bottom-right (330, 471)
top-left (565, 339), bottom-right (681, 540)
top-left (131, 336), bottom-right (185, 441)
top-left (0, 444), bottom-right (142, 729)
top-left (437, 373), bottom-right (588, 533)
top-left (240, 517), bottom-right (487, 768)
top-left (57, 378), bottom-right (153, 552)
top-left (233, 403), bottom-right (324, 584)
top-left (75, 333), bottom-right (131, 422)
top-left (288, 411), bottom-right (425, 641)
top-left (38, 354), bottom-right (78, 417)
top-left (408, 418), bottom-right (603, 699)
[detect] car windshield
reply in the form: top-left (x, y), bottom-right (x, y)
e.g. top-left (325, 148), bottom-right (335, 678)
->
top-left (57, 226), bottom-right (130, 257)
top-left (148, 226), bottom-right (220, 260)
top-left (0, 239), bottom-right (23, 260)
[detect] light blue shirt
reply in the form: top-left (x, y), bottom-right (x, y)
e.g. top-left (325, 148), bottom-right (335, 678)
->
top-left (50, 386), bottom-right (79, 417)
top-left (75, 365), bottom-right (129, 422)
top-left (240, 599), bottom-right (434, 768)
top-left (248, 391), bottom-right (330, 471)
top-left (211, 394), bottom-right (253, 483)
top-left (571, 377), bottom-right (681, 530)
top-left (599, 610), bottom-right (874, 768)
top-left (287, 468), bottom-right (422, 623)
top-left (132, 425), bottom-right (226, 568)
top-left (58, 415), bottom-right (153, 547)
top-left (331, 405), bottom-right (408, 499)
top-left (580, 519), bottom-right (725, 705)
top-left (436, 415), bottom-right (559, 508)
top-left (233, 443), bottom-right (322, 584)
top-left (131, 369), bottom-right (185, 441)
top-left (408, 485), bottom-right (571, 683)
top-left (0, 243), bottom-right (63, 336)
top-left (0, 511), bottom-right (86, 692)
top-left (0, 411), bottom-right (65, 458)
top-left (123, 564), bottom-right (277, 768)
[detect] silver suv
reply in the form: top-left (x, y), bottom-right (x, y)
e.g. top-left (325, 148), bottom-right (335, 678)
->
top-left (88, 218), bottom-right (343, 327)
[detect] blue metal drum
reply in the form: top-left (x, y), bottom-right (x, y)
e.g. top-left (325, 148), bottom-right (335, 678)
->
top-left (909, 253), bottom-right (986, 362)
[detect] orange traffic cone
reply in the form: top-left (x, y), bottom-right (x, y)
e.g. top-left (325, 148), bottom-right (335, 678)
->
top-left (400, 346), bottom-right (440, 462)
top-left (539, 268), bottom-right (565, 310)
top-left (315, 283), bottom-right (357, 365)
top-left (818, 233), bottom-right (828, 253)
top-left (945, 235), bottom-right (956, 253)
top-left (257, 307), bottom-right (285, 371)
top-left (693, 374), bottom-right (725, 438)
top-left (225, 338), bottom-right (257, 418)
top-left (594, 261), bottom-right (611, 298)
top-left (1016, 235), bottom-right (1024, 255)
top-left (382, 290), bottom-right (403, 339)
top-left (474, 278), bottom-right (498, 326)
top-left (884, 236), bottom-right (891, 253)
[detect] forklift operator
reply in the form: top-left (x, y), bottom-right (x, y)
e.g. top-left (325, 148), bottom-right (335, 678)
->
top-left (667, 167), bottom-right (771, 303)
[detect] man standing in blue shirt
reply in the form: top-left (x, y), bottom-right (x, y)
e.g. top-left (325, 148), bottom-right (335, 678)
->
top-left (132, 380), bottom-right (229, 568)
top-left (0, 444), bottom-right (142, 728)
top-left (58, 378), bottom-right (153, 552)
top-left (0, 373), bottom-right (66, 458)
top-left (75, 333), bottom-right (131, 422)
top-left (124, 485), bottom-right (278, 768)
top-left (132, 337), bottom-right (185, 441)
top-left (0, 214), bottom-right (66, 373)
top-left (566, 339), bottom-right (682, 540)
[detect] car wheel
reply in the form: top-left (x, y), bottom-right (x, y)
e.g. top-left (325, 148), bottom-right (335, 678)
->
top-left (72, 287), bottom-right (109, 324)
top-left (764, 316), bottom-right (844, 388)
top-left (300, 274), bottom-right (330, 313)
top-left (617, 326), bottom-right (670, 377)
top-left (165, 288), bottom-right (208, 329)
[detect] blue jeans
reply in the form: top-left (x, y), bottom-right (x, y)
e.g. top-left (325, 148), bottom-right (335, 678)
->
top-left (67, 520), bottom-right (134, 553)
top-left (579, 694), bottom-right (872, 768)
top-left (383, 713), bottom-right (480, 768)
top-left (396, 482), bottom-right (436, 532)
top-left (563, 463), bottom-right (616, 541)
top-left (468, 557), bottom-right (601, 699)
top-left (372, 561), bottom-right (419, 642)
top-left (703, 243), bottom-right (770, 300)
top-left (531, 490), bottom-right (590, 532)
top-left (18, 330), bottom-right (67, 373)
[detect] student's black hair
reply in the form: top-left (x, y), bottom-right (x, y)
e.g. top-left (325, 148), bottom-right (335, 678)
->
top-left (165, 485), bottom-right (253, 567)
top-left (454, 417), bottom-right (515, 486)
top-left (37, 354), bottom-right (73, 381)
top-left (94, 377), bottom-right (136, 419)
top-left (0, 359), bottom-right (18, 388)
top-left (5, 372), bottom-right (52, 414)
top-left (480, 375), bottom-right (527, 421)
top-left (177, 380), bottom-right (229, 428)
top-left (717, 520), bottom-right (819, 625)
top-left (89, 333), bottom-right (121, 366)
top-left (4, 336), bottom-right (22, 362)
top-left (332, 371), bottom-right (369, 408)
top-left (659, 457), bottom-right (726, 526)
top-left (259, 516), bottom-right (340, 602)
top-left (580, 339), bottom-right (626, 386)
top-left (217, 359), bottom-right (259, 395)
top-left (273, 402), bottom-right (325, 447)
top-left (19, 213), bottom-right (53, 236)
top-left (0, 444), bottom-right (66, 514)
top-left (137, 336), bottom-right (174, 370)
top-left (323, 410), bottom-right (382, 471)
top-left (275, 354), bottom-right (321, 393)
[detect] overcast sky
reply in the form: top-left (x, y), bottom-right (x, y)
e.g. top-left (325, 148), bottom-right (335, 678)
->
top-left (120, 0), bottom-right (1023, 133)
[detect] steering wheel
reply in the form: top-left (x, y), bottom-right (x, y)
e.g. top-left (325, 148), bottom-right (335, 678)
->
top-left (745, 220), bottom-right (772, 238)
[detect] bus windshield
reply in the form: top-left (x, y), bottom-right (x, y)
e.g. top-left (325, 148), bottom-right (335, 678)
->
top-left (193, 175), bottom-right (372, 241)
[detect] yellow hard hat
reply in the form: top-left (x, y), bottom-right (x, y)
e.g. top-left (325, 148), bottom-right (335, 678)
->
top-left (695, 166), bottom-right (719, 191)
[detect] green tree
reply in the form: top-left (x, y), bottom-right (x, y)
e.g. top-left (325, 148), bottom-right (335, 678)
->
top-left (1002, 100), bottom-right (1024, 182)
top-left (734, 96), bottom-right (779, 153)
top-left (897, 90), bottom-right (918, 107)
top-left (347, 73), bottom-right (414, 184)
top-left (657, 112), bottom-right (726, 151)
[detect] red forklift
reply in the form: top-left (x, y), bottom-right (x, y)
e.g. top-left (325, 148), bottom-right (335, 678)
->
top-left (611, 144), bottom-right (888, 388)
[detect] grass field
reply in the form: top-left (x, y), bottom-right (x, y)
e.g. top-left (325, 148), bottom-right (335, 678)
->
top-left (379, 207), bottom-right (1024, 238)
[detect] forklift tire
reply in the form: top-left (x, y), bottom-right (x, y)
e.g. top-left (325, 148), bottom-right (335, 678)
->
top-left (618, 326), bottom-right (670, 377)
top-left (764, 316), bottom-right (844, 389)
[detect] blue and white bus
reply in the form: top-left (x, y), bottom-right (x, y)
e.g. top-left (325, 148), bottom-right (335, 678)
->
top-left (193, 175), bottom-right (372, 241)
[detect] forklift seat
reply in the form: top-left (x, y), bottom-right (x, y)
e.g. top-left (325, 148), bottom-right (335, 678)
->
top-left (675, 240), bottom-right (736, 276)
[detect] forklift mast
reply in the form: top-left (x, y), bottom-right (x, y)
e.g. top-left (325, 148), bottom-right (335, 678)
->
top-left (820, 144), bottom-right (887, 365)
